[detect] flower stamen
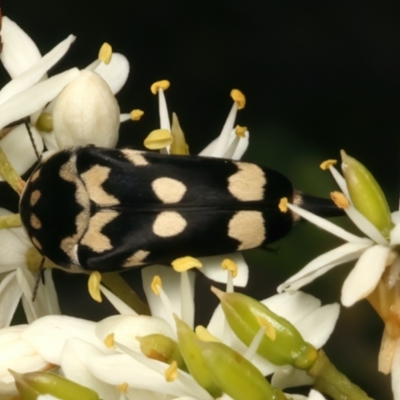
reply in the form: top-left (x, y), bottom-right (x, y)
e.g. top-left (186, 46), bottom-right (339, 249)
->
top-left (230, 89), bottom-right (246, 109)
top-left (88, 271), bottom-right (102, 302)
top-left (320, 159), bottom-right (337, 170)
top-left (98, 42), bottom-right (112, 64)
top-left (330, 191), bottom-right (350, 209)
top-left (165, 360), bottom-right (178, 382)
top-left (171, 256), bottom-right (202, 272)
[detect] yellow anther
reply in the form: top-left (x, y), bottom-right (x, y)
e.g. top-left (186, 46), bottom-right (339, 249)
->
top-left (230, 89), bottom-right (246, 109)
top-left (151, 275), bottom-right (162, 296)
top-left (117, 382), bottom-right (128, 394)
top-left (171, 256), bottom-right (202, 272)
top-left (130, 109), bottom-right (144, 121)
top-left (257, 316), bottom-right (276, 341)
top-left (88, 271), bottom-right (102, 303)
top-left (35, 112), bottom-right (53, 132)
top-left (165, 360), bottom-right (178, 382)
top-left (320, 159), bottom-right (337, 170)
top-left (235, 125), bottom-right (247, 138)
top-left (104, 333), bottom-right (116, 348)
top-left (195, 325), bottom-right (220, 343)
top-left (278, 197), bottom-right (289, 213)
top-left (150, 80), bottom-right (170, 95)
top-left (330, 191), bottom-right (350, 209)
top-left (221, 258), bottom-right (238, 278)
top-left (144, 129), bottom-right (173, 150)
top-left (98, 42), bottom-right (112, 64)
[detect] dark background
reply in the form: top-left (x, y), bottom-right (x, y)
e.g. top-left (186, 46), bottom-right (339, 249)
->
top-left (1, 1), bottom-right (399, 398)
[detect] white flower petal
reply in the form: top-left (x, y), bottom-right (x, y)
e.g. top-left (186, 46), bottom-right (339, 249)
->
top-left (94, 53), bottom-right (130, 95)
top-left (100, 284), bottom-right (138, 315)
top-left (60, 338), bottom-right (118, 400)
top-left (390, 220), bottom-right (400, 246)
top-left (18, 267), bottom-right (60, 323)
top-left (0, 17), bottom-right (41, 78)
top-left (116, 343), bottom-right (213, 399)
top-left (40, 132), bottom-right (59, 152)
top-left (53, 70), bottom-right (120, 149)
top-left (271, 366), bottom-right (314, 389)
top-left (198, 253), bottom-right (249, 287)
top-left (96, 315), bottom-right (175, 352)
top-left (329, 166), bottom-right (349, 199)
top-left (263, 292), bottom-right (339, 348)
top-left (0, 272), bottom-right (22, 328)
top-left (39, 269), bottom-right (61, 315)
top-left (0, 124), bottom-right (44, 179)
top-left (288, 203), bottom-right (371, 244)
top-left (0, 34), bottom-right (76, 106)
top-left (0, 325), bottom-right (48, 392)
top-left (278, 242), bottom-right (370, 293)
top-left (0, 223), bottom-right (30, 272)
top-left (392, 210), bottom-right (400, 225)
top-left (263, 291), bottom-right (322, 324)
top-left (230, 131), bottom-right (249, 160)
top-left (199, 103), bottom-right (236, 157)
top-left (21, 315), bottom-right (97, 365)
top-left (344, 205), bottom-right (388, 246)
top-left (295, 303), bottom-right (340, 348)
top-left (341, 244), bottom-right (390, 307)
top-left (142, 265), bottom-right (195, 329)
top-left (307, 390), bottom-right (327, 400)
top-left (0, 68), bottom-right (80, 131)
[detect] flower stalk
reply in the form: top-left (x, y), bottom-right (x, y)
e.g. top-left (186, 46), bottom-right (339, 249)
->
top-left (308, 350), bottom-right (373, 400)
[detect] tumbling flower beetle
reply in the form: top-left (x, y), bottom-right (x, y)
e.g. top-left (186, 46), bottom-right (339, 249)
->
top-left (19, 146), bottom-right (342, 272)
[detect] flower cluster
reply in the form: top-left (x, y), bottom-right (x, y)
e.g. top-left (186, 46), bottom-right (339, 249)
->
top-left (279, 151), bottom-right (400, 390)
top-left (0, 13), bottom-right (391, 400)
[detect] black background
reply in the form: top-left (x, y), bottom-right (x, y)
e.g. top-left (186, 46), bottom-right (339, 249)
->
top-left (1, 1), bottom-right (399, 398)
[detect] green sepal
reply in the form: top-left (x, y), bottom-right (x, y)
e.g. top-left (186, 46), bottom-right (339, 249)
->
top-left (215, 289), bottom-right (318, 369)
top-left (341, 150), bottom-right (392, 238)
top-left (10, 370), bottom-right (100, 400)
top-left (137, 333), bottom-right (187, 371)
top-left (174, 315), bottom-right (222, 398)
top-left (198, 340), bottom-right (286, 400)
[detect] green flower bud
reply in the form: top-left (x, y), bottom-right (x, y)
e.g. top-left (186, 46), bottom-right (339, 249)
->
top-left (137, 333), bottom-right (187, 370)
top-left (341, 150), bottom-right (392, 238)
top-left (198, 341), bottom-right (286, 400)
top-left (213, 288), bottom-right (318, 369)
top-left (10, 370), bottom-right (100, 400)
top-left (174, 315), bottom-right (222, 398)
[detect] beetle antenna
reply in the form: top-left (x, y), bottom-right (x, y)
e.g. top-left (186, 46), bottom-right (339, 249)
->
top-left (31, 257), bottom-right (45, 302)
top-left (25, 120), bottom-right (42, 162)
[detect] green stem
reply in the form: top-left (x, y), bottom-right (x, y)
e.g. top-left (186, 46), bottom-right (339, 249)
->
top-left (308, 350), bottom-right (373, 400)
top-left (0, 146), bottom-right (25, 194)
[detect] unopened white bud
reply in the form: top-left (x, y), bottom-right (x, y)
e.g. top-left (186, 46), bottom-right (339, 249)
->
top-left (52, 70), bottom-right (119, 149)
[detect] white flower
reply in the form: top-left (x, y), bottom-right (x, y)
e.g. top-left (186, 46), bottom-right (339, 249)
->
top-left (52, 69), bottom-right (120, 149)
top-left (277, 163), bottom-right (399, 308)
top-left (0, 315), bottom-right (213, 400)
top-left (278, 159), bottom-right (400, 378)
top-left (0, 16), bottom-right (79, 177)
top-left (0, 15), bottom-right (131, 164)
top-left (44, 48), bottom-right (131, 151)
top-left (148, 81), bottom-right (249, 160)
top-left (99, 263), bottom-right (338, 392)
top-left (0, 208), bottom-right (60, 328)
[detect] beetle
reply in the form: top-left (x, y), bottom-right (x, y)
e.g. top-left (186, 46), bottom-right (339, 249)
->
top-left (19, 146), bottom-right (342, 272)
